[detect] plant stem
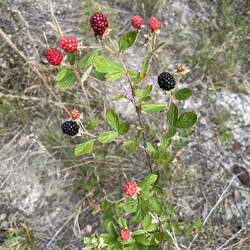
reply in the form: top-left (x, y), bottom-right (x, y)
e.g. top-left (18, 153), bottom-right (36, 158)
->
top-left (117, 53), bottom-right (153, 173)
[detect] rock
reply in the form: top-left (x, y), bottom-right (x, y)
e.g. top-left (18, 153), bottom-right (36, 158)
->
top-left (233, 165), bottom-right (250, 186)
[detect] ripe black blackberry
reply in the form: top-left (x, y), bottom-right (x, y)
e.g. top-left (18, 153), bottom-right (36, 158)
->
top-left (158, 72), bottom-right (176, 91)
top-left (61, 120), bottom-right (79, 136)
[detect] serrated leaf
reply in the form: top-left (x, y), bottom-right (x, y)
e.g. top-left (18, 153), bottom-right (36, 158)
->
top-left (79, 50), bottom-right (98, 69)
top-left (175, 111), bottom-right (197, 128)
top-left (175, 88), bottom-right (192, 100)
top-left (68, 52), bottom-right (76, 65)
top-left (118, 31), bottom-right (137, 52)
top-left (106, 110), bottom-right (120, 131)
top-left (118, 218), bottom-right (127, 228)
top-left (55, 68), bottom-right (77, 90)
top-left (142, 104), bottom-right (165, 113)
top-left (93, 56), bottom-right (123, 74)
top-left (92, 70), bottom-right (107, 81)
top-left (86, 118), bottom-right (100, 130)
top-left (167, 103), bottom-right (178, 126)
top-left (74, 139), bottom-right (95, 156)
top-left (140, 174), bottom-right (158, 188)
top-left (165, 127), bottom-right (177, 138)
top-left (98, 131), bottom-right (118, 143)
top-left (118, 122), bottom-right (130, 135)
top-left (160, 137), bottom-right (172, 150)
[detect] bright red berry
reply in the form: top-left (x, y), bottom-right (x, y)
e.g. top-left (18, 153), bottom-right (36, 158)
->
top-left (131, 15), bottom-right (144, 29)
top-left (45, 48), bottom-right (63, 65)
top-left (123, 180), bottom-right (140, 198)
top-left (71, 109), bottom-right (81, 120)
top-left (59, 36), bottom-right (78, 53)
top-left (120, 228), bottom-right (132, 241)
top-left (90, 12), bottom-right (109, 36)
top-left (148, 17), bottom-right (161, 32)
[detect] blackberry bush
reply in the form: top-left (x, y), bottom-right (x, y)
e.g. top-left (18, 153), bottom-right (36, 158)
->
top-left (46, 11), bottom-right (198, 250)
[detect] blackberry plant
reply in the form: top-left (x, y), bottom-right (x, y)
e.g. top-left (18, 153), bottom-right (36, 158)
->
top-left (46, 12), bottom-right (197, 250)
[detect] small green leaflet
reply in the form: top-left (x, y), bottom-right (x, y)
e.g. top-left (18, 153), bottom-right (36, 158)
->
top-left (175, 111), bottom-right (197, 128)
top-left (175, 88), bottom-right (192, 100)
top-left (106, 110), bottom-right (120, 131)
top-left (167, 103), bottom-right (178, 126)
top-left (74, 139), bottom-right (95, 156)
top-left (142, 103), bottom-right (165, 113)
top-left (118, 31), bottom-right (137, 52)
top-left (68, 52), bottom-right (76, 65)
top-left (122, 140), bottom-right (138, 151)
top-left (98, 131), bottom-right (118, 143)
top-left (55, 67), bottom-right (77, 90)
top-left (79, 50), bottom-right (98, 69)
top-left (93, 56), bottom-right (124, 81)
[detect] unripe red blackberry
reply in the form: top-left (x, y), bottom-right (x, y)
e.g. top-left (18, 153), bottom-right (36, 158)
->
top-left (71, 109), bottom-right (81, 120)
top-left (131, 15), bottom-right (144, 29)
top-left (120, 228), bottom-right (132, 241)
top-left (90, 12), bottom-right (109, 36)
top-left (45, 48), bottom-right (63, 65)
top-left (158, 72), bottom-right (176, 91)
top-left (123, 180), bottom-right (140, 198)
top-left (148, 17), bottom-right (161, 32)
top-left (59, 36), bottom-right (78, 53)
top-left (61, 120), bottom-right (79, 136)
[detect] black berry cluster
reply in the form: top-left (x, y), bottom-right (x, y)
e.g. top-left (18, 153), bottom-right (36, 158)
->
top-left (157, 72), bottom-right (176, 91)
top-left (61, 120), bottom-right (79, 136)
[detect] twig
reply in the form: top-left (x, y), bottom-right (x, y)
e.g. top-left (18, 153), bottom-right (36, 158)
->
top-left (188, 176), bottom-right (237, 249)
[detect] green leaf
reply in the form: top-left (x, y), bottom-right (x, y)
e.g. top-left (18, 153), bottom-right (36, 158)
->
top-left (79, 50), bottom-right (99, 69)
top-left (118, 218), bottom-right (127, 228)
top-left (118, 31), bottom-right (137, 52)
top-left (146, 143), bottom-right (155, 153)
top-left (104, 222), bottom-right (118, 237)
top-left (140, 58), bottom-right (150, 75)
top-left (55, 67), bottom-right (77, 90)
top-left (160, 137), bottom-right (172, 150)
top-left (74, 139), bottom-right (95, 156)
top-left (68, 52), bottom-right (76, 65)
top-left (175, 111), bottom-right (197, 129)
top-left (142, 215), bottom-right (157, 232)
top-left (92, 70), bottom-right (107, 81)
top-left (98, 131), bottom-right (118, 143)
top-left (165, 127), bottom-right (177, 138)
top-left (175, 88), bottom-right (192, 100)
top-left (106, 110), bottom-right (120, 131)
top-left (123, 140), bottom-right (139, 151)
top-left (167, 103), bottom-right (178, 126)
top-left (118, 122), bottom-right (130, 135)
top-left (93, 56), bottom-right (124, 81)
top-left (143, 84), bottom-right (153, 97)
top-left (140, 174), bottom-right (158, 188)
top-left (142, 104), bottom-right (165, 113)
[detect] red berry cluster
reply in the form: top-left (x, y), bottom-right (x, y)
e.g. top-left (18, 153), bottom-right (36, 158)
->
top-left (123, 180), bottom-right (140, 198)
top-left (90, 12), bottom-right (109, 36)
top-left (131, 15), bottom-right (144, 29)
top-left (148, 17), bottom-right (161, 32)
top-left (71, 109), bottom-right (81, 120)
top-left (59, 36), bottom-right (78, 53)
top-left (131, 15), bottom-right (161, 32)
top-left (45, 36), bottom-right (78, 66)
top-left (120, 228), bottom-right (132, 241)
top-left (45, 48), bottom-right (63, 66)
